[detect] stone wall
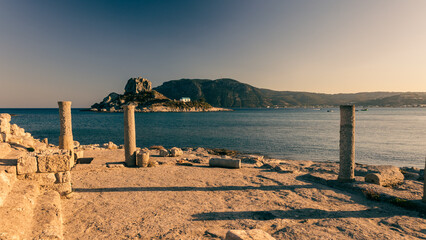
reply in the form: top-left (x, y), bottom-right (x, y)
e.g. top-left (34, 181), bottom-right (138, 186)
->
top-left (0, 113), bottom-right (79, 196)
top-left (17, 150), bottom-right (75, 196)
top-left (0, 113), bottom-right (49, 152)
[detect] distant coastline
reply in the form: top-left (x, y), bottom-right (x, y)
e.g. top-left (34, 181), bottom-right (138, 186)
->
top-left (154, 78), bottom-right (426, 108)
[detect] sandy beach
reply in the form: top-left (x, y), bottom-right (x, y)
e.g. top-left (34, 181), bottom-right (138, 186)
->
top-left (61, 148), bottom-right (426, 239)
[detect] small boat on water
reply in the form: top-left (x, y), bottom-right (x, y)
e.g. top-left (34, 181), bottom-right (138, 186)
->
top-left (361, 108), bottom-right (368, 111)
top-left (327, 110), bottom-right (334, 112)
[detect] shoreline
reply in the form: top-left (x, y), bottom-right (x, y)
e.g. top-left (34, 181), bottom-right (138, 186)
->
top-left (0, 110), bottom-right (424, 168)
top-left (83, 106), bottom-right (233, 113)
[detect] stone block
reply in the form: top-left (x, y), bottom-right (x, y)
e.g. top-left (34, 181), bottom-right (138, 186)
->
top-left (17, 173), bottom-right (56, 185)
top-left (33, 141), bottom-right (47, 152)
top-left (209, 158), bottom-right (241, 169)
top-left (8, 136), bottom-right (23, 145)
top-left (365, 165), bottom-right (404, 187)
top-left (225, 229), bottom-right (276, 240)
top-left (37, 153), bottom-right (72, 173)
top-left (21, 138), bottom-right (35, 148)
top-left (10, 124), bottom-right (25, 137)
top-left (136, 150), bottom-right (150, 167)
top-left (74, 150), bottom-right (84, 160)
top-left (365, 166), bottom-right (404, 187)
top-left (55, 171), bottom-right (71, 183)
top-left (170, 147), bottom-right (183, 157)
top-left (42, 182), bottom-right (72, 195)
top-left (106, 141), bottom-right (118, 150)
top-left (69, 149), bottom-right (75, 168)
top-left (159, 149), bottom-right (169, 157)
top-left (17, 155), bottom-right (38, 175)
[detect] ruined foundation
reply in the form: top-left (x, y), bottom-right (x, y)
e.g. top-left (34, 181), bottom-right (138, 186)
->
top-left (338, 105), bottom-right (355, 182)
top-left (58, 101), bottom-right (74, 150)
top-left (124, 105), bottom-right (136, 167)
top-left (17, 150), bottom-right (74, 196)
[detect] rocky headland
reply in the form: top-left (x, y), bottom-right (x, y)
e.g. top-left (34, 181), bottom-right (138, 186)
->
top-left (90, 77), bottom-right (231, 112)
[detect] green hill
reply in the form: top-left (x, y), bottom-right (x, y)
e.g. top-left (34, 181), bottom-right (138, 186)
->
top-left (154, 78), bottom-right (418, 108)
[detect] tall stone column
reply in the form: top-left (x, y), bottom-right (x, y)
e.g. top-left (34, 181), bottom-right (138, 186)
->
top-left (58, 101), bottom-right (74, 150)
top-left (123, 105), bottom-right (136, 167)
top-left (423, 158), bottom-right (426, 203)
top-left (338, 105), bottom-right (355, 182)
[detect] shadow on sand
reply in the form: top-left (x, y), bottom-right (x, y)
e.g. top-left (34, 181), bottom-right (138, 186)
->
top-left (73, 184), bottom-right (315, 193)
top-left (191, 208), bottom-right (403, 221)
top-left (0, 158), bottom-right (17, 167)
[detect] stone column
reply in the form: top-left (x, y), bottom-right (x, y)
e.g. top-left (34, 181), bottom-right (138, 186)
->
top-left (338, 105), bottom-right (355, 182)
top-left (123, 105), bottom-right (136, 167)
top-left (58, 101), bottom-right (73, 150)
top-left (423, 158), bottom-right (426, 203)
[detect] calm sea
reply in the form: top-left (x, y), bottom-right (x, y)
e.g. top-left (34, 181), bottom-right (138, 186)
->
top-left (0, 108), bottom-right (425, 168)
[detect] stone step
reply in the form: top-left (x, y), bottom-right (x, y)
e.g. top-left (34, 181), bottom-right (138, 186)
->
top-left (0, 168), bottom-right (16, 207)
top-left (0, 180), bottom-right (40, 239)
top-left (32, 190), bottom-right (64, 240)
top-left (0, 150), bottom-right (23, 207)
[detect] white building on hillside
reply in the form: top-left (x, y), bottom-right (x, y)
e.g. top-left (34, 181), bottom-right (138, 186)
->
top-left (180, 97), bottom-right (191, 103)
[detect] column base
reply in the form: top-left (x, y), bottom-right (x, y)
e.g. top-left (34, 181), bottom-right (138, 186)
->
top-left (337, 177), bottom-right (355, 183)
top-left (59, 135), bottom-right (74, 150)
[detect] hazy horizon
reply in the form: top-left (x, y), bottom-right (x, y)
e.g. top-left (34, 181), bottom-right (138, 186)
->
top-left (1, 0), bottom-right (426, 107)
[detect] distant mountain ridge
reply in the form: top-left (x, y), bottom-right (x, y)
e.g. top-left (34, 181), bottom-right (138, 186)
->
top-left (154, 78), bottom-right (426, 108)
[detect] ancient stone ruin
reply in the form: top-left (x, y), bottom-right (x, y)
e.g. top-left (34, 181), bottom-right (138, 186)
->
top-left (58, 101), bottom-right (74, 150)
top-left (0, 105), bottom-right (81, 197)
top-left (338, 105), bottom-right (355, 182)
top-left (123, 104), bottom-right (137, 166)
top-left (0, 110), bottom-right (83, 239)
top-left (0, 114), bottom-right (49, 155)
top-left (17, 149), bottom-right (74, 195)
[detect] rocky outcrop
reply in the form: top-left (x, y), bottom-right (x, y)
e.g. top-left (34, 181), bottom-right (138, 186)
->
top-left (90, 77), bottom-right (231, 112)
top-left (124, 77), bottom-right (152, 94)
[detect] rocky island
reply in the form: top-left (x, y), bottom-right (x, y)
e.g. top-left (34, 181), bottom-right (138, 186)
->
top-left (90, 77), bottom-right (231, 112)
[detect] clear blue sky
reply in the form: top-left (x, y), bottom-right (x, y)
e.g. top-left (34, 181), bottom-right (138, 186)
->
top-left (1, 0), bottom-right (426, 107)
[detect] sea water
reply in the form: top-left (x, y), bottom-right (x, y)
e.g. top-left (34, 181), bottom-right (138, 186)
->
top-left (0, 108), bottom-right (425, 168)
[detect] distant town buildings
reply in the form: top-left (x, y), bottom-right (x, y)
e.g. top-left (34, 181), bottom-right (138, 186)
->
top-left (180, 97), bottom-right (191, 103)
